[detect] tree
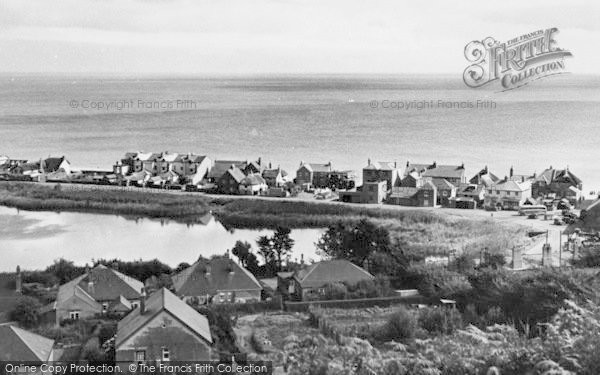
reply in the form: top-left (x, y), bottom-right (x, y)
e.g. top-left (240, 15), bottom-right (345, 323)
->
top-left (316, 219), bottom-right (399, 273)
top-left (271, 227), bottom-right (295, 271)
top-left (232, 241), bottom-right (252, 266)
top-left (256, 235), bottom-right (274, 266)
top-left (46, 258), bottom-right (83, 284)
top-left (10, 296), bottom-right (42, 327)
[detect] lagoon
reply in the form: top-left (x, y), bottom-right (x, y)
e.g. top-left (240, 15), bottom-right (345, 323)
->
top-left (0, 206), bottom-right (324, 272)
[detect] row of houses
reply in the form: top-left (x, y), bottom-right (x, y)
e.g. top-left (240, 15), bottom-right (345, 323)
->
top-left (339, 160), bottom-right (584, 210)
top-left (1, 152), bottom-right (585, 208)
top-left (0, 254), bottom-right (375, 363)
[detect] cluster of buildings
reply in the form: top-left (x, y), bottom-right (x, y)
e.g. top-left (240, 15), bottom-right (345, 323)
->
top-left (1, 255), bottom-right (374, 363)
top-left (0, 152), bottom-right (586, 210)
top-left (340, 160), bottom-right (584, 210)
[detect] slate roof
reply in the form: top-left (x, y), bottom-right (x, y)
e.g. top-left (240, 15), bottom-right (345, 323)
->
top-left (300, 162), bottom-right (332, 173)
top-left (0, 324), bottom-right (54, 362)
top-left (405, 162), bottom-right (465, 179)
top-left (115, 288), bottom-right (212, 348)
top-left (172, 257), bottom-right (262, 296)
top-left (262, 168), bottom-right (288, 179)
top-left (469, 167), bottom-right (500, 186)
top-left (222, 167), bottom-right (246, 183)
top-left (430, 178), bottom-right (455, 190)
top-left (42, 156), bottom-right (67, 173)
top-left (535, 168), bottom-right (582, 185)
top-left (209, 160), bottom-right (247, 179)
top-left (183, 154), bottom-right (208, 163)
top-left (159, 152), bottom-right (183, 162)
top-left (241, 174), bottom-right (266, 186)
top-left (294, 260), bottom-right (374, 288)
top-left (56, 265), bottom-right (143, 307)
top-left (364, 161), bottom-right (398, 171)
top-left (492, 179), bottom-right (531, 192)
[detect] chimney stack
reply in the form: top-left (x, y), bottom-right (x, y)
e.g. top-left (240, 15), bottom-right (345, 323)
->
top-left (367, 158), bottom-right (371, 166)
top-left (140, 287), bottom-right (146, 314)
top-left (510, 166), bottom-right (514, 177)
top-left (300, 254), bottom-right (305, 266)
top-left (16, 266), bottom-right (22, 294)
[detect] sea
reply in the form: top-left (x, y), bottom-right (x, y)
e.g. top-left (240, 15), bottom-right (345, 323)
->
top-left (0, 73), bottom-right (599, 194)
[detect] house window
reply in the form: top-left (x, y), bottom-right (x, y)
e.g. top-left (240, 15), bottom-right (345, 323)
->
top-left (102, 303), bottom-right (108, 313)
top-left (69, 311), bottom-right (80, 320)
top-left (162, 348), bottom-right (170, 362)
top-left (135, 350), bottom-right (146, 363)
top-left (131, 302), bottom-right (139, 309)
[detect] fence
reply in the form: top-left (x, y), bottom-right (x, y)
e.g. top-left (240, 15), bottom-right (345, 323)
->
top-left (284, 295), bottom-right (437, 312)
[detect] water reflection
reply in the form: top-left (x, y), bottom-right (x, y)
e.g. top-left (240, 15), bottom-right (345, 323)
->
top-left (0, 206), bottom-right (323, 271)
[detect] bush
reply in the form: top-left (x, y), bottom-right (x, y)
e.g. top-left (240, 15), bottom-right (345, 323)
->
top-left (323, 283), bottom-right (348, 300)
top-left (380, 306), bottom-right (418, 341)
top-left (418, 307), bottom-right (464, 335)
top-left (10, 296), bottom-right (42, 327)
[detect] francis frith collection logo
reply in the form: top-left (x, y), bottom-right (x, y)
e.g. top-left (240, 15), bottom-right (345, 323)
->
top-left (463, 28), bottom-right (572, 90)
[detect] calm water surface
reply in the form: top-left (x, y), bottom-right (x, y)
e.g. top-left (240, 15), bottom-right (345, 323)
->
top-left (0, 206), bottom-right (323, 272)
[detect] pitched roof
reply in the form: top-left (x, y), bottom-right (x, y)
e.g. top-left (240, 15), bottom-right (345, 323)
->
top-left (183, 154), bottom-right (208, 163)
top-left (492, 179), bottom-right (531, 192)
top-left (469, 167), bottom-right (500, 185)
top-left (223, 167), bottom-right (246, 183)
top-left (172, 257), bottom-right (262, 296)
top-left (115, 288), bottom-right (212, 348)
top-left (364, 161), bottom-right (398, 171)
top-left (299, 162), bottom-right (331, 173)
top-left (390, 187), bottom-right (419, 198)
top-left (430, 178), bottom-right (455, 190)
top-left (405, 162), bottom-right (465, 179)
top-left (535, 167), bottom-right (582, 185)
top-left (294, 260), bottom-right (374, 288)
top-left (0, 324), bottom-right (54, 361)
top-left (262, 168), bottom-right (287, 179)
top-left (42, 156), bottom-right (67, 173)
top-left (56, 265), bottom-right (143, 306)
top-left (159, 152), bottom-right (182, 162)
top-left (241, 174), bottom-right (266, 186)
top-left (209, 160), bottom-right (247, 179)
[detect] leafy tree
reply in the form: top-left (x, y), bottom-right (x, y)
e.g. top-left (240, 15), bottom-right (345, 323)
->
top-left (271, 227), bottom-right (295, 270)
top-left (232, 241), bottom-right (252, 265)
top-left (256, 235), bottom-right (274, 266)
top-left (316, 219), bottom-right (402, 273)
top-left (10, 296), bottom-right (42, 327)
top-left (174, 262), bottom-right (191, 274)
top-left (231, 240), bottom-right (260, 275)
top-left (46, 258), bottom-right (83, 284)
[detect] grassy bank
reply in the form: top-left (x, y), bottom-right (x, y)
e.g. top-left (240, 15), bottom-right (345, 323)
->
top-left (0, 181), bottom-right (530, 256)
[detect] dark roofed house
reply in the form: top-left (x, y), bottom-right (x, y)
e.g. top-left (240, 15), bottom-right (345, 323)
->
top-left (208, 160), bottom-right (247, 181)
top-left (404, 161), bottom-right (466, 185)
top-left (172, 256), bottom-right (262, 304)
top-left (292, 259), bottom-right (374, 301)
top-left (0, 324), bottom-right (56, 362)
top-left (217, 166), bottom-right (246, 194)
top-left (54, 265), bottom-right (143, 325)
top-left (115, 288), bottom-right (212, 364)
top-left (429, 178), bottom-right (456, 206)
top-left (532, 166), bottom-right (583, 203)
top-left (243, 158), bottom-right (266, 175)
top-left (469, 166), bottom-right (500, 187)
top-left (363, 159), bottom-right (401, 190)
top-left (388, 181), bottom-right (437, 207)
top-left (296, 161), bottom-right (332, 188)
top-left (239, 173), bottom-right (268, 195)
top-left (42, 156), bottom-right (71, 174)
top-left (262, 167), bottom-right (289, 187)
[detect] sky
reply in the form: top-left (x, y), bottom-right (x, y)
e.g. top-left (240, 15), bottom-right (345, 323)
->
top-left (0, 0), bottom-right (598, 75)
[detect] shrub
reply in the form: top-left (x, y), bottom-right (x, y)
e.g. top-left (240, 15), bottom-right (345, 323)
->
top-left (418, 307), bottom-right (464, 335)
top-left (10, 296), bottom-right (42, 327)
top-left (380, 306), bottom-right (418, 341)
top-left (323, 283), bottom-right (348, 300)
